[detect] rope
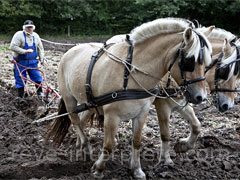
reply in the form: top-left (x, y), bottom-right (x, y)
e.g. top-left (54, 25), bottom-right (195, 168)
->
top-left (13, 60), bottom-right (61, 99)
top-left (40, 39), bottom-right (187, 107)
top-left (41, 38), bottom-right (77, 46)
top-left (89, 43), bottom-right (161, 81)
top-left (89, 43), bottom-right (187, 107)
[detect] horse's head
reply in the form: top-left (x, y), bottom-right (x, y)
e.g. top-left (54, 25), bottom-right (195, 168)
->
top-left (207, 38), bottom-right (240, 112)
top-left (172, 26), bottom-right (213, 104)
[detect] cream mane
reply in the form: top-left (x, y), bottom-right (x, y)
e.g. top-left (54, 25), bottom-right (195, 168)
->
top-left (220, 49), bottom-right (238, 82)
top-left (206, 28), bottom-right (238, 80)
top-left (202, 27), bottom-right (236, 41)
top-left (130, 18), bottom-right (212, 66)
top-left (130, 18), bottom-right (192, 44)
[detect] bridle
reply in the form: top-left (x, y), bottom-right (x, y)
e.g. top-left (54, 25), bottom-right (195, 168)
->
top-left (205, 43), bottom-right (240, 106)
top-left (167, 30), bottom-right (209, 90)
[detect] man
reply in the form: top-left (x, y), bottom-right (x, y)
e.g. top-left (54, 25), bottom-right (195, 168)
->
top-left (10, 20), bottom-right (45, 98)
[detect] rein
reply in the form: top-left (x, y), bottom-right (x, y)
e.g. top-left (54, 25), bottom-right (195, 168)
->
top-left (74, 32), bottom-right (210, 114)
top-left (74, 36), bottom-right (185, 113)
top-left (75, 41), bottom-right (161, 113)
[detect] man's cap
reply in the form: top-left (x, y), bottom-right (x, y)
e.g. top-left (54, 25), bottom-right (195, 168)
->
top-left (23, 20), bottom-right (35, 30)
top-left (24, 20), bottom-right (34, 27)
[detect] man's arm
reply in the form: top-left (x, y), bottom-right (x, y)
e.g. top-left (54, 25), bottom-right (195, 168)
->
top-left (36, 34), bottom-right (45, 61)
top-left (9, 32), bottom-right (27, 54)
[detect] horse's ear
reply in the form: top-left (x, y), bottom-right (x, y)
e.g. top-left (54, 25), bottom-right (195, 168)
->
top-left (222, 38), bottom-right (231, 55)
top-left (203, 25), bottom-right (215, 37)
top-left (235, 38), bottom-right (240, 45)
top-left (183, 27), bottom-right (193, 44)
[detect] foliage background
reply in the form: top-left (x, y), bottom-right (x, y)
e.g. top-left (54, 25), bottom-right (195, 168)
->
top-left (0, 0), bottom-right (240, 36)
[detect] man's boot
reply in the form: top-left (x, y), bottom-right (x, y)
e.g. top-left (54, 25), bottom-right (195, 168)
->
top-left (17, 87), bottom-right (24, 98)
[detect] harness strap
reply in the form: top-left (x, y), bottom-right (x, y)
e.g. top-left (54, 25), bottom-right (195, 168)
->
top-left (205, 54), bottom-right (222, 74)
top-left (85, 45), bottom-right (107, 106)
top-left (166, 46), bottom-right (182, 87)
top-left (181, 76), bottom-right (206, 86)
top-left (211, 88), bottom-right (240, 93)
top-left (75, 88), bottom-right (158, 113)
top-left (123, 35), bottom-right (134, 90)
top-left (74, 87), bottom-right (181, 114)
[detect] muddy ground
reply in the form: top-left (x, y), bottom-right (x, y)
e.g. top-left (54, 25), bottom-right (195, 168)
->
top-left (0, 41), bottom-right (239, 180)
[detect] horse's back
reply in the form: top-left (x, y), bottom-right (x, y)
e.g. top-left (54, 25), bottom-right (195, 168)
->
top-left (58, 43), bottom-right (102, 100)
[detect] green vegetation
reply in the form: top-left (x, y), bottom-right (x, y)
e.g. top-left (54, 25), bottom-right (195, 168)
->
top-left (0, 0), bottom-right (239, 36)
top-left (0, 44), bottom-right (9, 53)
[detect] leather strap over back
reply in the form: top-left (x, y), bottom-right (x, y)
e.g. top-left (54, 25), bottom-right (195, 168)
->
top-left (123, 35), bottom-right (134, 90)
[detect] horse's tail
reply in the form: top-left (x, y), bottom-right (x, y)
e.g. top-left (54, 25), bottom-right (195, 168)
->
top-left (46, 98), bottom-right (71, 145)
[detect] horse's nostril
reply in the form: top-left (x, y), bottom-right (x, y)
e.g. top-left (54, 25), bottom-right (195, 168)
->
top-left (196, 95), bottom-right (203, 103)
top-left (222, 104), bottom-right (229, 111)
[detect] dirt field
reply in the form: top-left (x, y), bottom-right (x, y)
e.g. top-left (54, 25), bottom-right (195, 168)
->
top-left (0, 41), bottom-right (240, 180)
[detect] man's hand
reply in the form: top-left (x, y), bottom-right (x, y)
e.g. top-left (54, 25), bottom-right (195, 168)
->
top-left (7, 55), bottom-right (16, 63)
top-left (25, 49), bottom-right (33, 54)
top-left (9, 59), bottom-right (16, 64)
top-left (40, 57), bottom-right (47, 65)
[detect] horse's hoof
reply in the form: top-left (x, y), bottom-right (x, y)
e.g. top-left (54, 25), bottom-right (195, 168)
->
top-left (157, 157), bottom-right (174, 167)
top-left (92, 171), bottom-right (104, 179)
top-left (132, 168), bottom-right (146, 180)
top-left (163, 158), bottom-right (174, 167)
top-left (91, 164), bottom-right (104, 179)
top-left (174, 139), bottom-right (192, 153)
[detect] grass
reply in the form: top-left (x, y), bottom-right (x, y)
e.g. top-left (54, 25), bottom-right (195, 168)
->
top-left (41, 34), bottom-right (113, 43)
top-left (0, 44), bottom-right (9, 53)
top-left (0, 33), bottom-right (113, 46)
top-left (0, 34), bottom-right (12, 42)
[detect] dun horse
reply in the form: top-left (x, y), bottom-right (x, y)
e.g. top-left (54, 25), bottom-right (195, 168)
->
top-left (47, 18), bottom-right (213, 179)
top-left (83, 28), bottom-right (240, 166)
top-left (154, 28), bottom-right (240, 166)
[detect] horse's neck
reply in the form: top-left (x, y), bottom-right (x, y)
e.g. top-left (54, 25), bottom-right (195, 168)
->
top-left (132, 33), bottom-right (182, 88)
top-left (205, 64), bottom-right (216, 91)
top-left (205, 39), bottom-right (224, 90)
top-left (210, 38), bottom-right (223, 55)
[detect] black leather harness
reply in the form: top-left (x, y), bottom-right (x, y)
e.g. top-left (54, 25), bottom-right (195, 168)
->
top-left (74, 40), bottom-right (160, 113)
top-left (166, 31), bottom-right (208, 90)
top-left (74, 34), bottom-right (208, 114)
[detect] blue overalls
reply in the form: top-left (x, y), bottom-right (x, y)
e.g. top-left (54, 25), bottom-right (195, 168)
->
top-left (14, 32), bottom-right (43, 89)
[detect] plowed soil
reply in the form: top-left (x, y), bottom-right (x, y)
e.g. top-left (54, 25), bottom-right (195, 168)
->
top-left (0, 41), bottom-right (239, 180)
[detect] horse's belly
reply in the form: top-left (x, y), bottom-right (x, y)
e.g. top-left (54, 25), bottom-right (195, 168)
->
top-left (103, 98), bottom-right (154, 121)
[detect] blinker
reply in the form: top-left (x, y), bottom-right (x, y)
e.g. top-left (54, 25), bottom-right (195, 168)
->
top-left (234, 61), bottom-right (240, 75)
top-left (180, 54), bottom-right (195, 72)
top-left (217, 65), bottom-right (230, 80)
top-left (198, 48), bottom-right (204, 64)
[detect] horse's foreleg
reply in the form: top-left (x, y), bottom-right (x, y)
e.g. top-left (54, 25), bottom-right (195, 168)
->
top-left (91, 112), bottom-right (120, 178)
top-left (154, 100), bottom-right (174, 166)
top-left (130, 112), bottom-right (148, 180)
top-left (174, 105), bottom-right (201, 153)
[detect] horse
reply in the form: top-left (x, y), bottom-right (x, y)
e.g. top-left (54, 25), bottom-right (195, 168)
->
top-left (153, 28), bottom-right (240, 166)
top-left (46, 18), bottom-right (213, 179)
top-left (87, 28), bottom-right (240, 166)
